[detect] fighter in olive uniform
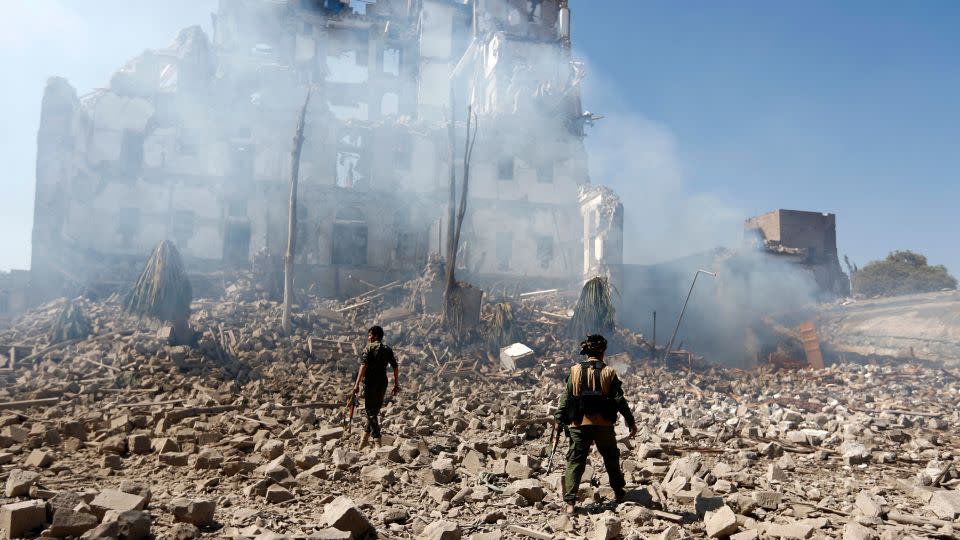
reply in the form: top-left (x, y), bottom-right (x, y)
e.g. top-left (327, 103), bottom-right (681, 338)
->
top-left (554, 334), bottom-right (637, 514)
top-left (351, 325), bottom-right (400, 447)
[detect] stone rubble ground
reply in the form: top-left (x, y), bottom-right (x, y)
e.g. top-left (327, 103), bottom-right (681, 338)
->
top-left (0, 284), bottom-right (958, 540)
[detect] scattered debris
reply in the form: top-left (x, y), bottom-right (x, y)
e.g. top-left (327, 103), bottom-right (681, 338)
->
top-left (0, 270), bottom-right (956, 539)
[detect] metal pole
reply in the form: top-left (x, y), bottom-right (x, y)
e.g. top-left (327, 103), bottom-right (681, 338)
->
top-left (662, 269), bottom-right (716, 364)
top-left (652, 310), bottom-right (656, 355)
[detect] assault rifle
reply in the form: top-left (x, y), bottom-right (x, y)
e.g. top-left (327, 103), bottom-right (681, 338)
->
top-left (344, 388), bottom-right (360, 436)
top-left (545, 421), bottom-right (564, 474)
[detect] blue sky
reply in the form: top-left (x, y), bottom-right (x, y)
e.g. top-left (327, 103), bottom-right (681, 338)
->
top-left (1, 1), bottom-right (957, 276)
top-left (573, 0), bottom-right (960, 273)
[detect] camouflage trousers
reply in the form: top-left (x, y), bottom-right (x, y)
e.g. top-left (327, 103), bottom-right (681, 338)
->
top-left (562, 425), bottom-right (625, 503)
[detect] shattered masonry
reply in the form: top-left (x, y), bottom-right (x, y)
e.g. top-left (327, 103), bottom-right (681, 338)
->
top-left (578, 184), bottom-right (623, 290)
top-left (31, 0), bottom-right (618, 304)
top-left (1, 288), bottom-right (959, 539)
top-left (744, 209), bottom-right (850, 297)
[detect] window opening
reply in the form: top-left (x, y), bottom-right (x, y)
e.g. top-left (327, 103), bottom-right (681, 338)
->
top-left (333, 220), bottom-right (368, 265)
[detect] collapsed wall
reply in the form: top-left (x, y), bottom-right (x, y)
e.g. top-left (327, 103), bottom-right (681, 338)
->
top-left (744, 209), bottom-right (849, 298)
top-left (30, 0), bottom-right (616, 304)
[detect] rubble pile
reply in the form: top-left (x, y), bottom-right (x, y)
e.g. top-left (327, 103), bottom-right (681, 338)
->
top-left (0, 284), bottom-right (958, 539)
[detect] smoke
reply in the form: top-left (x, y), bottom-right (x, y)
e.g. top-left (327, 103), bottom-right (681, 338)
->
top-left (576, 60), bottom-right (823, 366)
top-left (578, 70), bottom-right (744, 264)
top-left (23, 0), bottom-right (827, 361)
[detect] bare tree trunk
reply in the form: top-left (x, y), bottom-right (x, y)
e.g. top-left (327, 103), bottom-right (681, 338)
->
top-left (442, 96), bottom-right (478, 330)
top-left (282, 91), bottom-right (311, 336)
top-left (442, 88), bottom-right (458, 326)
top-left (452, 105), bottom-right (477, 268)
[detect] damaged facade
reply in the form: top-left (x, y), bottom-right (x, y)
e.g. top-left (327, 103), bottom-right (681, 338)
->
top-left (30, 0), bottom-right (615, 302)
top-left (744, 209), bottom-right (849, 297)
top-left (578, 184), bottom-right (623, 289)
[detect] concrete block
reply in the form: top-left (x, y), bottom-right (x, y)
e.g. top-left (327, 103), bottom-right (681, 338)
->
top-left (118, 480), bottom-right (152, 506)
top-left (24, 449), bottom-right (54, 468)
top-left (360, 465), bottom-right (396, 486)
top-left (313, 529), bottom-right (351, 540)
top-left (753, 490), bottom-right (782, 510)
top-left (90, 489), bottom-right (146, 518)
top-left (842, 522), bottom-right (877, 540)
top-left (420, 520), bottom-right (461, 540)
top-left (854, 491), bottom-right (883, 518)
top-left (704, 505), bottom-right (738, 538)
top-left (194, 448), bottom-right (223, 470)
top-left (169, 498), bottom-right (215, 526)
top-left (695, 494), bottom-right (726, 517)
top-left (503, 479), bottom-right (545, 503)
top-left (323, 496), bottom-right (372, 538)
top-left (504, 460), bottom-right (532, 480)
top-left (927, 489), bottom-right (960, 520)
top-left (4, 469), bottom-right (39, 497)
top-left (499, 343), bottom-right (534, 370)
top-left (592, 515), bottom-right (620, 540)
top-left (128, 434), bottom-right (151, 455)
top-left (768, 463), bottom-right (788, 483)
top-left (158, 452), bottom-right (190, 466)
top-left (265, 485), bottom-right (295, 503)
top-left (102, 454), bottom-right (122, 469)
top-left (1, 426), bottom-right (28, 443)
top-left (317, 427), bottom-right (344, 441)
top-left (115, 510), bottom-right (151, 540)
top-left (431, 457), bottom-right (455, 484)
top-left (0, 500), bottom-right (47, 540)
top-left (49, 509), bottom-right (99, 537)
top-left (765, 521), bottom-right (814, 539)
top-left (49, 491), bottom-right (84, 517)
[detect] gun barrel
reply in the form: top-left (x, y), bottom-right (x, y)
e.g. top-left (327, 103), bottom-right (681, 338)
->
top-left (545, 423), bottom-right (563, 474)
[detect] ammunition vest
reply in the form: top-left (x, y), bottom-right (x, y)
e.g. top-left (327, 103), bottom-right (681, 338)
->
top-left (566, 361), bottom-right (617, 424)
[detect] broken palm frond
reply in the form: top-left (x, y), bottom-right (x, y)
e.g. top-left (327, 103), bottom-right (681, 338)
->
top-left (123, 240), bottom-right (193, 324)
top-left (486, 302), bottom-right (521, 354)
top-left (49, 300), bottom-right (91, 344)
top-left (567, 276), bottom-right (615, 339)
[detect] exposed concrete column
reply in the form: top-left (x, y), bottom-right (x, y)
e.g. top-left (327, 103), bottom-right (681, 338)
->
top-left (30, 77), bottom-right (81, 304)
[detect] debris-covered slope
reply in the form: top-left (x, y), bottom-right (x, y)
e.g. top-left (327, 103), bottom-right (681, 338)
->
top-left (0, 289), bottom-right (958, 539)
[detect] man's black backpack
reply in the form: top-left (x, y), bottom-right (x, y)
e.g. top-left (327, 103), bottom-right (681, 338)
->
top-left (566, 361), bottom-right (616, 423)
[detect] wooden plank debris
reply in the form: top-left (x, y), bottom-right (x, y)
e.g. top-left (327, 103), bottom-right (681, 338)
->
top-left (0, 397), bottom-right (61, 410)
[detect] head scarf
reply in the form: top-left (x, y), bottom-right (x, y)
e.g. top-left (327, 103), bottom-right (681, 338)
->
top-left (579, 334), bottom-right (607, 356)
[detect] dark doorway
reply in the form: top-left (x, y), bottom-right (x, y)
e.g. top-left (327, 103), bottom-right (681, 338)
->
top-left (223, 221), bottom-right (252, 266)
top-left (333, 220), bottom-right (368, 266)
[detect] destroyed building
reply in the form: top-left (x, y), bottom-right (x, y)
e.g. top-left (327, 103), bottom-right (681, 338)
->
top-left (744, 209), bottom-right (849, 297)
top-left (615, 209), bottom-right (851, 368)
top-left (29, 0), bottom-right (616, 303)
